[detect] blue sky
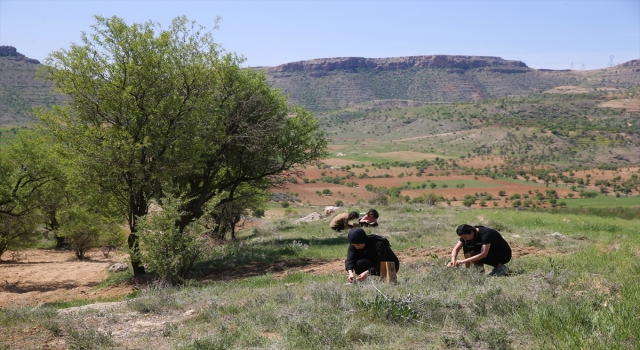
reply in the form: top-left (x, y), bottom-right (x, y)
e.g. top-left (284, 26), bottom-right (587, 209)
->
top-left (1, 0), bottom-right (638, 70)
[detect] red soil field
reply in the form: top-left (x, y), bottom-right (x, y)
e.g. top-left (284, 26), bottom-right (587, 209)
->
top-left (278, 158), bottom-right (638, 207)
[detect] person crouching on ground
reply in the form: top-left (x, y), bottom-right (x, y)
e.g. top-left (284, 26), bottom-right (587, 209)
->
top-left (446, 224), bottom-right (512, 276)
top-left (330, 211), bottom-right (359, 232)
top-left (345, 228), bottom-right (400, 282)
top-left (359, 208), bottom-right (379, 227)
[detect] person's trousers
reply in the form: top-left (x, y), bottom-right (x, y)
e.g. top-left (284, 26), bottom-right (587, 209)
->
top-left (478, 249), bottom-right (511, 267)
top-left (354, 259), bottom-right (400, 275)
top-left (463, 246), bottom-right (511, 268)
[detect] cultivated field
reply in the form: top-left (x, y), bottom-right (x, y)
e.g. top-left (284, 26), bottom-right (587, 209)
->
top-left (276, 156), bottom-right (640, 209)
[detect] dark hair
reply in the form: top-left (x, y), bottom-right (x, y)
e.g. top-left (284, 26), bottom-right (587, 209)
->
top-left (456, 224), bottom-right (475, 236)
top-left (366, 209), bottom-right (379, 218)
top-left (349, 211), bottom-right (359, 219)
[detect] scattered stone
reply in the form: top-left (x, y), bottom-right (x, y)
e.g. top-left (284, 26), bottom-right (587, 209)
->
top-left (109, 263), bottom-right (129, 273)
top-left (183, 309), bottom-right (195, 316)
top-left (58, 301), bottom-right (126, 314)
top-left (294, 212), bottom-right (322, 223)
top-left (323, 206), bottom-right (340, 216)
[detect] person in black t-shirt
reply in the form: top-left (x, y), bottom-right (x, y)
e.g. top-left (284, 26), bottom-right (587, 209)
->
top-left (345, 228), bottom-right (399, 282)
top-left (446, 224), bottom-right (512, 276)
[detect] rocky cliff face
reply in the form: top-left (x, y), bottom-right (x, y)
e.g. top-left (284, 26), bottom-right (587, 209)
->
top-left (266, 55), bottom-right (529, 73)
top-left (0, 46), bottom-right (40, 64)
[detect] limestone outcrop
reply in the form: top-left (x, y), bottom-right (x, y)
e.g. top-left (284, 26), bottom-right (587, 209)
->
top-left (0, 45), bottom-right (40, 64)
top-left (266, 55), bottom-right (528, 73)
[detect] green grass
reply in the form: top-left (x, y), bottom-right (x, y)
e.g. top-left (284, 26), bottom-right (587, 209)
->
top-left (2, 205), bottom-right (640, 349)
top-left (403, 179), bottom-right (503, 189)
top-left (562, 196), bottom-right (640, 208)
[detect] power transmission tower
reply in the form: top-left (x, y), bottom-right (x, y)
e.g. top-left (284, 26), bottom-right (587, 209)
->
top-left (581, 63), bottom-right (584, 71)
top-left (571, 62), bottom-right (573, 70)
top-left (609, 55), bottom-right (614, 67)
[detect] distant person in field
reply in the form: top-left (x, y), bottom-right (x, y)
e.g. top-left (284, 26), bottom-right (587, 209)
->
top-left (330, 211), bottom-right (360, 232)
top-left (359, 208), bottom-right (379, 227)
top-left (345, 228), bottom-right (400, 282)
top-left (446, 224), bottom-right (512, 276)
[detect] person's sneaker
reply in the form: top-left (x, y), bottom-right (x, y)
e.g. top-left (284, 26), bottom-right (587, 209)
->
top-left (489, 265), bottom-right (509, 276)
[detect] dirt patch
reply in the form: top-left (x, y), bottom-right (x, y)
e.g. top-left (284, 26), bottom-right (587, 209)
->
top-left (0, 249), bottom-right (133, 308)
top-left (599, 98), bottom-right (640, 111)
top-left (377, 151), bottom-right (451, 162)
top-left (544, 86), bottom-right (620, 94)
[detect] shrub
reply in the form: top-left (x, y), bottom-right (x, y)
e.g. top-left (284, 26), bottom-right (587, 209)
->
top-left (67, 329), bottom-right (114, 350)
top-left (57, 207), bottom-right (123, 260)
top-left (138, 197), bottom-right (205, 286)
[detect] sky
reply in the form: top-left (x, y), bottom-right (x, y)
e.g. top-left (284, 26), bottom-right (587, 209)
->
top-left (1, 0), bottom-right (638, 70)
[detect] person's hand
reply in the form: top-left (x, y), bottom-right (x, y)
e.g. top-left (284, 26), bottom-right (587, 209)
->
top-left (348, 271), bottom-right (355, 283)
top-left (357, 270), bottom-right (370, 281)
top-left (454, 260), bottom-right (464, 267)
top-left (446, 261), bottom-right (455, 268)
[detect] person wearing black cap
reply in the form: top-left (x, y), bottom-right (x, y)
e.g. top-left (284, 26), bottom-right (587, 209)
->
top-left (345, 228), bottom-right (400, 282)
top-left (446, 224), bottom-right (512, 276)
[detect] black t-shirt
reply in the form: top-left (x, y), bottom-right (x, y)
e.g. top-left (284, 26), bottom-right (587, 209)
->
top-left (460, 226), bottom-right (511, 255)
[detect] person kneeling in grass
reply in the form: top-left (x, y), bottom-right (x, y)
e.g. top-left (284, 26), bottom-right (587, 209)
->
top-left (330, 211), bottom-right (360, 232)
top-left (446, 224), bottom-right (512, 276)
top-left (359, 208), bottom-right (379, 227)
top-left (345, 228), bottom-right (399, 283)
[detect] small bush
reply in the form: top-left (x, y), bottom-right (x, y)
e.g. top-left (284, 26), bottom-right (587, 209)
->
top-left (137, 197), bottom-right (205, 285)
top-left (67, 329), bottom-right (114, 350)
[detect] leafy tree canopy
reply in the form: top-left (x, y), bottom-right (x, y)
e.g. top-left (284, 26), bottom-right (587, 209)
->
top-left (36, 15), bottom-right (327, 275)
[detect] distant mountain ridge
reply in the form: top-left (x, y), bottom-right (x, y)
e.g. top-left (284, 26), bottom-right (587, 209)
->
top-left (267, 55), bottom-right (529, 73)
top-left (263, 55), bottom-right (639, 111)
top-left (1, 46), bottom-right (638, 125)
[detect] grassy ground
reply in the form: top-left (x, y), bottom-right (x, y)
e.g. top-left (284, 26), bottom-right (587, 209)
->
top-left (2, 205), bottom-right (639, 349)
top-left (561, 196), bottom-right (640, 208)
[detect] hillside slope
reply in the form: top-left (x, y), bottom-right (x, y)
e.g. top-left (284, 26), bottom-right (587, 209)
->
top-left (0, 46), bottom-right (65, 126)
top-left (263, 55), bottom-right (640, 111)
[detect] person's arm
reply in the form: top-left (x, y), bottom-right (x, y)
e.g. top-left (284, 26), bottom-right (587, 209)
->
top-left (454, 243), bottom-right (490, 266)
top-left (446, 241), bottom-right (464, 268)
top-left (345, 246), bottom-right (357, 282)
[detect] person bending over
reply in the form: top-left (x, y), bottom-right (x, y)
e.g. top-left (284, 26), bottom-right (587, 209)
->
top-left (345, 228), bottom-right (399, 282)
top-left (330, 211), bottom-right (359, 232)
top-left (359, 209), bottom-right (379, 227)
top-left (446, 224), bottom-right (512, 276)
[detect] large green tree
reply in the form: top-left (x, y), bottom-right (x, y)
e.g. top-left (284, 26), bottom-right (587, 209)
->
top-left (37, 15), bottom-right (327, 275)
top-left (0, 131), bottom-right (64, 259)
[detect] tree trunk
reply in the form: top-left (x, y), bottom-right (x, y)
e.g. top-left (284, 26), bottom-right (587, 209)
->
top-left (55, 236), bottom-right (67, 249)
top-left (128, 191), bottom-right (147, 275)
top-left (128, 231), bottom-right (146, 275)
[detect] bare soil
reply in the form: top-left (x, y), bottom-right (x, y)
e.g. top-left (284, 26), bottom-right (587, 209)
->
top-left (0, 249), bottom-right (133, 308)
